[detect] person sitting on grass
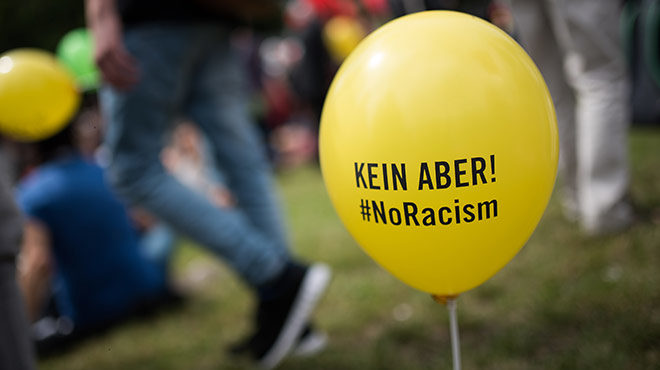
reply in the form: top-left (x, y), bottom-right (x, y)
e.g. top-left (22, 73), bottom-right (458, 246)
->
top-left (15, 95), bottom-right (180, 355)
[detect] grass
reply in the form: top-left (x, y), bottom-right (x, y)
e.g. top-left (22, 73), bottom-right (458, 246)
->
top-left (40, 127), bottom-right (660, 370)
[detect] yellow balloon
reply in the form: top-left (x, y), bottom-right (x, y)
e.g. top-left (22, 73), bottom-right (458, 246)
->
top-left (319, 11), bottom-right (558, 296)
top-left (323, 16), bottom-right (367, 63)
top-left (0, 49), bottom-right (80, 142)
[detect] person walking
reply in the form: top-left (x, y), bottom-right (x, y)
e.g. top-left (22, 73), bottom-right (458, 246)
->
top-left (85, 0), bottom-right (331, 368)
top-left (511, 0), bottom-right (634, 235)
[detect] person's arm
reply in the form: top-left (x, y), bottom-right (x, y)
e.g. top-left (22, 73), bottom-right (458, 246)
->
top-left (17, 220), bottom-right (53, 322)
top-left (85, 0), bottom-right (139, 90)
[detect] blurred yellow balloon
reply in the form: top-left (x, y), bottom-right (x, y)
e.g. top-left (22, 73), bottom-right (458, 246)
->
top-left (0, 48), bottom-right (80, 142)
top-left (319, 11), bottom-right (558, 296)
top-left (323, 16), bottom-right (366, 63)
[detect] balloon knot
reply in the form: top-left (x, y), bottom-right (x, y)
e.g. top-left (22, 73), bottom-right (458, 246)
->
top-left (432, 294), bottom-right (459, 305)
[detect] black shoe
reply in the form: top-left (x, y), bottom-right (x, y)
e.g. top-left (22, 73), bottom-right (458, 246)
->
top-left (237, 263), bottom-right (331, 369)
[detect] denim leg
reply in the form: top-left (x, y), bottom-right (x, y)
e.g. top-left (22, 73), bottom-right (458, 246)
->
top-left (139, 224), bottom-right (176, 278)
top-left (185, 30), bottom-right (291, 259)
top-left (99, 24), bottom-right (286, 287)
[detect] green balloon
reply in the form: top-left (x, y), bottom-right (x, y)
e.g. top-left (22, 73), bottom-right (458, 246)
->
top-left (56, 28), bottom-right (99, 91)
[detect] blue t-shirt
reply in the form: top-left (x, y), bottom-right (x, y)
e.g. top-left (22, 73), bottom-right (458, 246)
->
top-left (17, 155), bottom-right (168, 329)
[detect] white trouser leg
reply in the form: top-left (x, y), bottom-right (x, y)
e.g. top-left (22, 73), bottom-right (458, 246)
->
top-left (511, 0), bottom-right (579, 218)
top-left (550, 0), bottom-right (633, 232)
top-left (512, 0), bottom-right (633, 233)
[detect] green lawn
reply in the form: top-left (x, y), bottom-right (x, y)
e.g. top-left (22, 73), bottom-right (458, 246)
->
top-left (40, 127), bottom-right (660, 370)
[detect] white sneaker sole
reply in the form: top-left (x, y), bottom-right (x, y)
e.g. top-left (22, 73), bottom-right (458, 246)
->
top-left (259, 263), bottom-right (331, 369)
top-left (292, 330), bottom-right (328, 357)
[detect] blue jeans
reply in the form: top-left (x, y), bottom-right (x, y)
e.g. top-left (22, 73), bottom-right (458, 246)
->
top-left (99, 23), bottom-right (289, 286)
top-left (139, 223), bottom-right (176, 278)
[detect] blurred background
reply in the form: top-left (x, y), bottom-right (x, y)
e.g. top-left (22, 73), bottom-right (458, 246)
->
top-left (1, 0), bottom-right (659, 369)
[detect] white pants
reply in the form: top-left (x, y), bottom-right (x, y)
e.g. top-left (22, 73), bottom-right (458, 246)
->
top-left (511, 0), bottom-right (633, 233)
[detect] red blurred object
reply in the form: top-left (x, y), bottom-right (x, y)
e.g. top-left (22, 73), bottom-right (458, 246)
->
top-left (304, 0), bottom-right (358, 19)
top-left (262, 78), bottom-right (294, 129)
top-left (360, 0), bottom-right (388, 16)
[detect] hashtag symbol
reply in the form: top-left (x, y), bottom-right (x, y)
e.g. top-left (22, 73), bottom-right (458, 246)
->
top-left (360, 199), bottom-right (371, 221)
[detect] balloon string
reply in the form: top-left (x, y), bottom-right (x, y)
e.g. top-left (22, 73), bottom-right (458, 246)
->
top-left (432, 295), bottom-right (462, 369)
top-left (447, 298), bottom-right (462, 370)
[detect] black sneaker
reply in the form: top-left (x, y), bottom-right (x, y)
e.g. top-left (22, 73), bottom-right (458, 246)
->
top-left (239, 263), bottom-right (331, 369)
